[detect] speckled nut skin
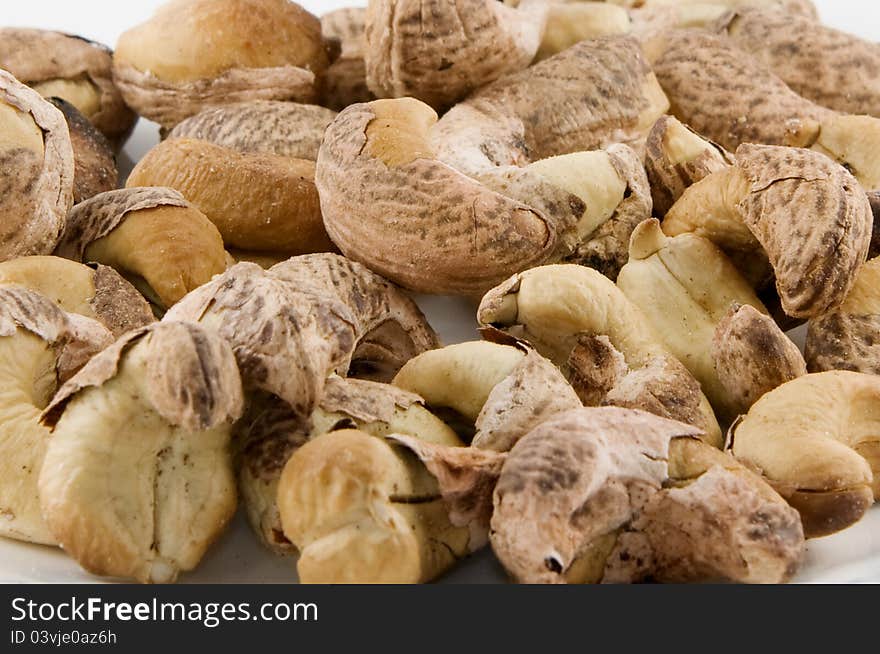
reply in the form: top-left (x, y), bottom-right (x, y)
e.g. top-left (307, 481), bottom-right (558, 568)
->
top-left (169, 101), bottom-right (336, 161)
top-left (718, 8), bottom-right (880, 118)
top-left (731, 371), bottom-right (880, 537)
top-left (712, 303), bottom-right (806, 416)
top-left (477, 265), bottom-right (723, 446)
top-left (364, 0), bottom-right (546, 110)
top-left (112, 0), bottom-right (329, 129)
top-left (127, 138), bottom-right (334, 257)
top-left (0, 256), bottom-right (155, 338)
top-left (321, 8), bottom-right (374, 110)
top-left (648, 30), bottom-right (880, 190)
top-left (48, 98), bottom-right (117, 203)
top-left (617, 219), bottom-right (768, 424)
top-left (239, 376), bottom-right (462, 554)
top-left (0, 28), bottom-right (136, 145)
top-left (393, 341), bottom-right (582, 452)
top-left (277, 428), bottom-right (503, 583)
top-left (644, 115), bottom-right (733, 216)
top-left (56, 187), bottom-right (227, 311)
top-left (806, 257), bottom-right (880, 374)
top-left (39, 322), bottom-right (244, 583)
top-left (663, 144), bottom-right (872, 318)
top-left (0, 70), bottom-right (74, 262)
top-left (0, 286), bottom-right (113, 545)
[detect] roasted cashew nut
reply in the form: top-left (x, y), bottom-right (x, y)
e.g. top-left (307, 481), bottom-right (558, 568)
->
top-left (320, 7), bottom-right (374, 111)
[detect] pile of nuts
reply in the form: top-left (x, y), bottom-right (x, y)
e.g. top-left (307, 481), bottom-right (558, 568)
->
top-left (0, 0), bottom-right (878, 584)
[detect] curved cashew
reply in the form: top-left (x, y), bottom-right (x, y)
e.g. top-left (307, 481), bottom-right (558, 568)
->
top-left (530, 2), bottom-right (632, 62)
top-left (478, 264), bottom-right (723, 445)
top-left (56, 188), bottom-right (227, 311)
top-left (320, 7), bottom-right (374, 111)
top-left (663, 144), bottom-right (871, 317)
top-left (393, 341), bottom-right (582, 452)
top-left (113, 0), bottom-right (329, 129)
top-left (39, 322), bottom-right (244, 583)
top-left (731, 371), bottom-right (880, 537)
top-left (0, 69), bottom-right (73, 261)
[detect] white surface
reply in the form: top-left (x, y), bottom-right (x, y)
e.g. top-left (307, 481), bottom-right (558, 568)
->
top-left (1, 0), bottom-right (879, 583)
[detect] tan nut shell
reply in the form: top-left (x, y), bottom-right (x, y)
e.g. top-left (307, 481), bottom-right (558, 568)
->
top-left (0, 28), bottom-right (135, 143)
top-left (731, 371), bottom-right (880, 537)
top-left (113, 0), bottom-right (328, 129)
top-left (393, 341), bottom-right (582, 452)
top-left (719, 8), bottom-right (880, 118)
top-left (57, 187), bottom-right (227, 309)
top-left (364, 0), bottom-right (546, 110)
top-left (169, 101), bottom-right (336, 161)
top-left (321, 7), bottom-right (374, 110)
top-left (477, 265), bottom-right (723, 446)
top-left (0, 286), bottom-right (112, 544)
top-left (0, 69), bottom-right (74, 261)
top-left (0, 256), bottom-right (154, 338)
top-left (128, 138), bottom-right (333, 255)
top-left (39, 322), bottom-right (244, 583)
top-left (712, 303), bottom-right (806, 415)
top-left (806, 256), bottom-right (880, 374)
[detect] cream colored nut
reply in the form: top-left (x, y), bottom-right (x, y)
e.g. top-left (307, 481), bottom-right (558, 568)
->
top-left (48, 98), bottom-right (117, 204)
top-left (730, 371), bottom-right (880, 537)
top-left (805, 256), bottom-right (880, 374)
top-left (712, 303), bottom-right (806, 415)
top-left (113, 0), bottom-right (329, 129)
top-left (56, 187), bottom-right (227, 311)
top-left (277, 428), bottom-right (503, 583)
top-left (128, 138), bottom-right (333, 256)
top-left (644, 115), bottom-right (733, 216)
top-left (0, 286), bottom-right (112, 545)
top-left (529, 2), bottom-right (632, 62)
top-left (239, 376), bottom-right (462, 555)
top-left (364, 0), bottom-right (546, 110)
top-left (39, 322), bottom-right (244, 583)
top-left (320, 7), bottom-right (374, 111)
top-left (648, 29), bottom-right (880, 190)
top-left (393, 341), bottom-right (582, 452)
top-left (617, 219), bottom-right (768, 423)
top-left (0, 256), bottom-right (154, 338)
top-left (478, 265), bottom-right (723, 446)
top-left (169, 101), bottom-right (336, 161)
top-left (0, 28), bottom-right (136, 144)
top-left (0, 69), bottom-right (74, 261)
top-left (663, 144), bottom-right (871, 317)
top-left (718, 8), bottom-right (880, 118)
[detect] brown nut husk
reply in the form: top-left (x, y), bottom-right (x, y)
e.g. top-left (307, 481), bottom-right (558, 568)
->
top-left (39, 322), bottom-right (244, 583)
top-left (0, 286), bottom-right (112, 545)
top-left (393, 341), bottom-right (582, 452)
top-left (730, 371), bottom-right (880, 537)
top-left (0, 69), bottom-right (74, 261)
top-left (277, 428), bottom-right (503, 583)
top-left (364, 0), bottom-right (546, 110)
top-left (165, 254), bottom-right (439, 420)
top-left (128, 138), bottom-right (333, 255)
top-left (648, 29), bottom-right (880, 190)
top-left (644, 115), bottom-right (733, 216)
top-left (805, 256), bottom-right (880, 374)
top-left (0, 256), bottom-right (154, 338)
top-left (56, 187), bottom-right (227, 310)
top-left (477, 264), bottom-right (723, 445)
top-left (321, 7), bottom-right (374, 110)
top-left (712, 303), bottom-right (806, 415)
top-left (48, 97), bottom-right (117, 203)
top-left (617, 219), bottom-right (768, 423)
top-left (239, 376), bottom-right (462, 555)
top-left (113, 0), bottom-right (329, 129)
top-left (169, 101), bottom-right (336, 161)
top-left (663, 144), bottom-right (872, 318)
top-left (0, 28), bottom-right (136, 144)
top-left (718, 8), bottom-right (880, 118)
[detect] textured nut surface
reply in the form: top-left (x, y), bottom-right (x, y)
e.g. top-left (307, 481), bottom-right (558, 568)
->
top-left (321, 7), bottom-right (374, 110)
top-left (128, 138), bottom-right (333, 255)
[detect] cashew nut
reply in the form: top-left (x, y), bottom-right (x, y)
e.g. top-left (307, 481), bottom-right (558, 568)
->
top-left (320, 7), bottom-right (374, 111)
